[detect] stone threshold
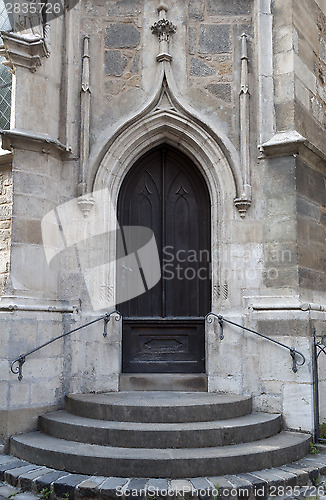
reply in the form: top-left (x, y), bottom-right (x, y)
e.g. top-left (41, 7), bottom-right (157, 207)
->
top-left (1, 452), bottom-right (326, 500)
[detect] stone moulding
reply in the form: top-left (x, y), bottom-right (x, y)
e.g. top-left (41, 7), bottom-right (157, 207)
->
top-left (244, 295), bottom-right (326, 315)
top-left (259, 130), bottom-right (326, 164)
top-left (1, 129), bottom-right (72, 159)
top-left (78, 35), bottom-right (91, 199)
top-left (237, 33), bottom-right (251, 218)
top-left (0, 296), bottom-right (79, 313)
top-left (0, 31), bottom-right (49, 73)
top-left (88, 64), bottom-right (248, 217)
top-left (87, 64), bottom-right (250, 309)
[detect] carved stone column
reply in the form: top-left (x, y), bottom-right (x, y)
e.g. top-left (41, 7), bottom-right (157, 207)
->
top-left (234, 33), bottom-right (252, 218)
top-left (78, 36), bottom-right (94, 217)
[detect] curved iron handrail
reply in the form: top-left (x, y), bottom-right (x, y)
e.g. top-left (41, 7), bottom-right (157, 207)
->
top-left (205, 312), bottom-right (306, 373)
top-left (11, 310), bottom-right (122, 381)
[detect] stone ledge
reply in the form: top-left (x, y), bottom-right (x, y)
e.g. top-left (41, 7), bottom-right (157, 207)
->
top-left (0, 452), bottom-right (326, 499)
top-left (0, 130), bottom-right (73, 160)
top-left (259, 131), bottom-right (326, 166)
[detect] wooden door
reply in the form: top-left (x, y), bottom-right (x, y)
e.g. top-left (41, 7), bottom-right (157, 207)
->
top-left (117, 145), bottom-right (211, 373)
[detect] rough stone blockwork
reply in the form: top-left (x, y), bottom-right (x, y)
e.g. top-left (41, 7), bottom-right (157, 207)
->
top-left (0, 165), bottom-right (12, 294)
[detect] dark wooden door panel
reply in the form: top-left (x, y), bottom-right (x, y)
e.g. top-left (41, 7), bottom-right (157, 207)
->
top-left (122, 320), bottom-right (205, 373)
top-left (117, 145), bottom-right (211, 373)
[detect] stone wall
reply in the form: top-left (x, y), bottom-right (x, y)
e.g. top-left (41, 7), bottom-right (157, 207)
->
top-left (0, 0), bottom-right (325, 443)
top-left (273, 0), bottom-right (326, 155)
top-left (0, 157), bottom-right (12, 294)
top-left (82, 0), bottom-right (255, 149)
top-left (297, 156), bottom-right (326, 295)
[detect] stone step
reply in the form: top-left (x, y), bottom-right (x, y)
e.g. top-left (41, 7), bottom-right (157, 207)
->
top-left (119, 374), bottom-right (208, 391)
top-left (39, 410), bottom-right (282, 448)
top-left (10, 431), bottom-right (310, 478)
top-left (65, 391), bottom-right (253, 422)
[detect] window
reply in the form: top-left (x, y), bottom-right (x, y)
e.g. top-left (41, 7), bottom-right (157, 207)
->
top-left (0, 0), bottom-right (12, 130)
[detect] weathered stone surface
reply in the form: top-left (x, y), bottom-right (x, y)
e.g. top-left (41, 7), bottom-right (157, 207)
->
top-left (188, 27), bottom-right (196, 55)
top-left (53, 474), bottom-right (89, 498)
top-left (299, 267), bottom-right (326, 290)
top-left (199, 25), bottom-right (231, 54)
top-left (296, 159), bottom-right (326, 205)
top-left (321, 211), bottom-right (326, 225)
top-left (189, 0), bottom-right (204, 20)
top-left (108, 0), bottom-right (141, 17)
top-left (206, 83), bottom-right (232, 101)
top-left (34, 471), bottom-right (70, 492)
top-left (99, 477), bottom-right (129, 498)
top-left (190, 58), bottom-right (215, 77)
top-left (104, 50), bottom-right (128, 76)
top-left (77, 476), bottom-right (106, 497)
top-left (297, 196), bottom-right (320, 220)
top-left (207, 0), bottom-right (251, 15)
top-left (105, 23), bottom-right (140, 49)
top-left (130, 51), bottom-right (140, 73)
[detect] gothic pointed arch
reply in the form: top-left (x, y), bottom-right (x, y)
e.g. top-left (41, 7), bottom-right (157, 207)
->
top-left (88, 66), bottom-right (250, 218)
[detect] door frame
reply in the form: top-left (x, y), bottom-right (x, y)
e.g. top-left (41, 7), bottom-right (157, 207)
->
top-left (92, 108), bottom-right (239, 382)
top-left (117, 145), bottom-right (211, 373)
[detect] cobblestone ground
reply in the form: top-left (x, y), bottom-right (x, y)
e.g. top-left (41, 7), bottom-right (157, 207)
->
top-left (1, 479), bottom-right (326, 500)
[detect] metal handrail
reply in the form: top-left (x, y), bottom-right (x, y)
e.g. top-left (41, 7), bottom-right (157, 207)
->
top-left (205, 312), bottom-right (306, 373)
top-left (10, 310), bottom-right (122, 381)
top-left (313, 329), bottom-right (326, 443)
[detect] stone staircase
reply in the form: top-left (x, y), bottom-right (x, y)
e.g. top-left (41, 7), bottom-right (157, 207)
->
top-left (10, 391), bottom-right (310, 479)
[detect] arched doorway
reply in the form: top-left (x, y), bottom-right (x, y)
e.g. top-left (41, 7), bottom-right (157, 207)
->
top-left (117, 145), bottom-right (211, 373)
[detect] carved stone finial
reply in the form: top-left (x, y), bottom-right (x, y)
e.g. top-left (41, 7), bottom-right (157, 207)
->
top-left (234, 198), bottom-right (251, 218)
top-left (78, 195), bottom-right (95, 218)
top-left (157, 3), bottom-right (169, 13)
top-left (151, 19), bottom-right (176, 43)
top-left (151, 3), bottom-right (176, 63)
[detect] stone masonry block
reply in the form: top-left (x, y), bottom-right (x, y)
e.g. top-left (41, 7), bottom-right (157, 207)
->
top-left (188, 27), bottom-right (196, 55)
top-left (0, 462), bottom-right (29, 481)
top-left (206, 83), bottom-right (232, 101)
top-left (105, 24), bottom-right (140, 49)
top-left (296, 159), bottom-right (326, 205)
top-left (99, 477), bottom-right (129, 498)
top-left (299, 267), bottom-right (325, 290)
top-left (34, 471), bottom-right (69, 492)
top-left (189, 0), bottom-right (204, 20)
top-left (190, 58), bottom-right (215, 77)
top-left (104, 51), bottom-right (127, 76)
top-left (4, 465), bottom-right (40, 487)
top-left (0, 205), bottom-right (11, 220)
top-left (207, 0), bottom-right (251, 15)
top-left (199, 25), bottom-right (231, 54)
top-left (283, 382), bottom-right (313, 432)
top-left (108, 0), bottom-right (141, 17)
top-left (77, 476), bottom-right (107, 497)
top-left (18, 467), bottom-right (53, 491)
top-left (297, 196), bottom-right (320, 220)
top-left (53, 474), bottom-right (90, 499)
top-left (295, 79), bottom-right (311, 109)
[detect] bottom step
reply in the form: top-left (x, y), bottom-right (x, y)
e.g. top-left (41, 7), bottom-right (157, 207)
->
top-left (10, 431), bottom-right (310, 478)
top-left (1, 450), bottom-right (326, 500)
top-left (119, 374), bottom-right (208, 392)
